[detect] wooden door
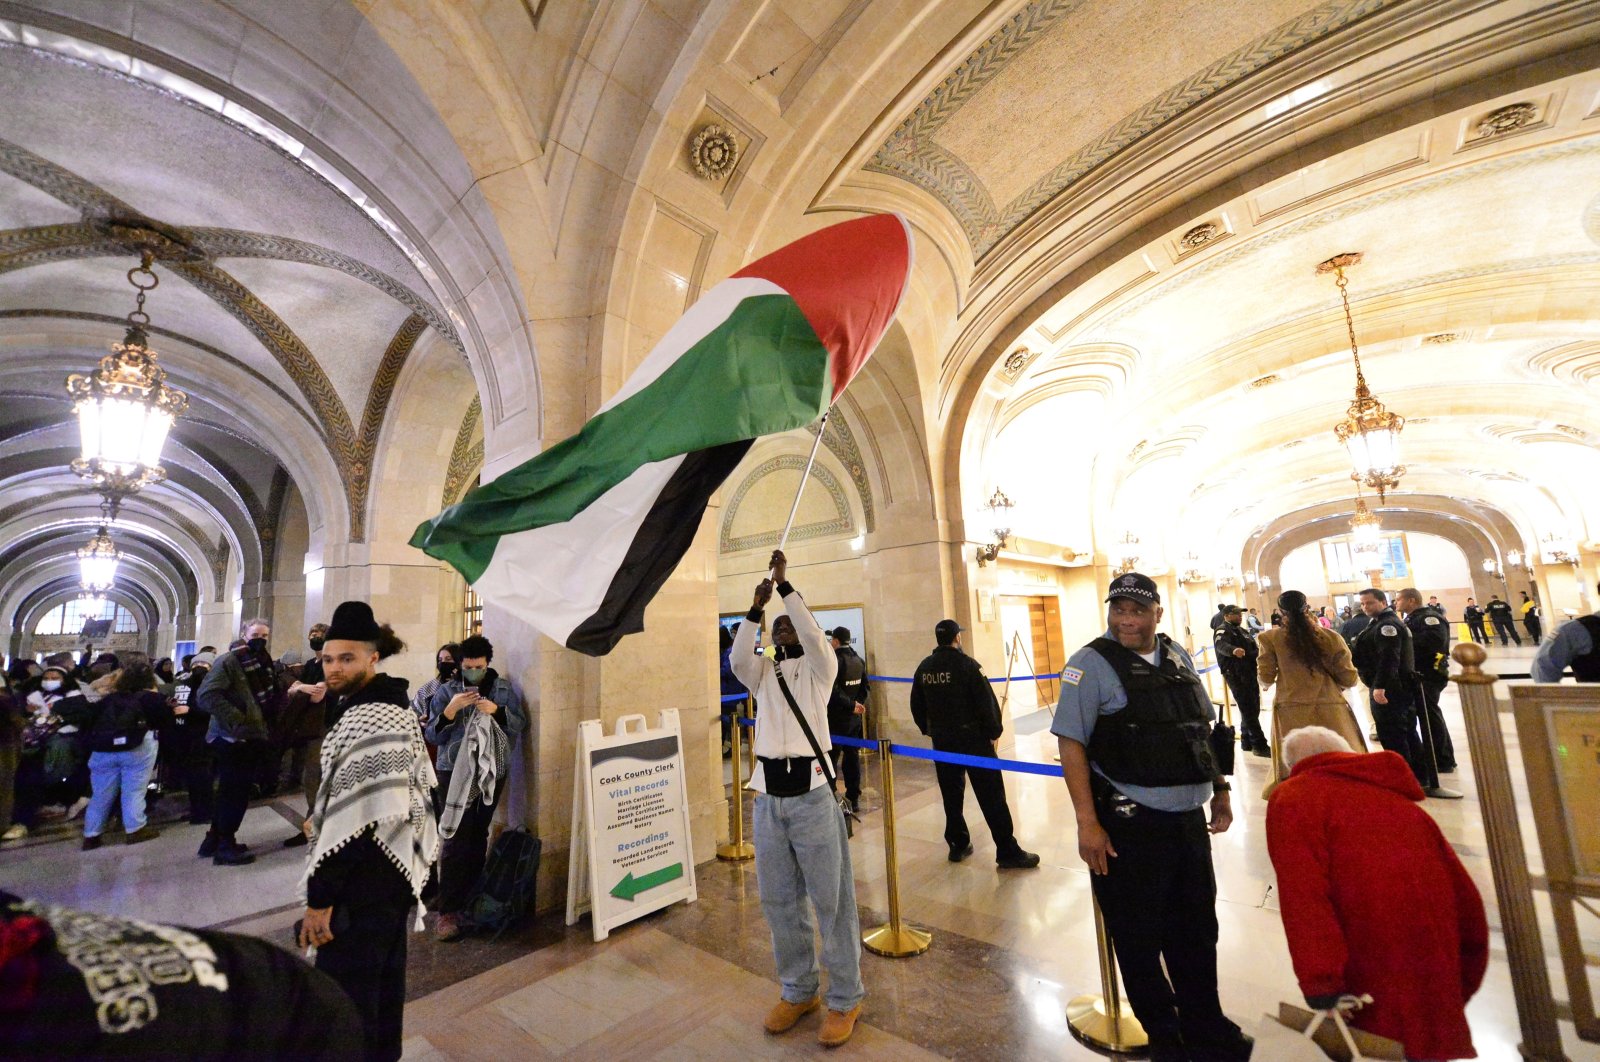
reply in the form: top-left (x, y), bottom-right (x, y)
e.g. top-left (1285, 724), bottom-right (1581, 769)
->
top-left (1028, 597), bottom-right (1064, 703)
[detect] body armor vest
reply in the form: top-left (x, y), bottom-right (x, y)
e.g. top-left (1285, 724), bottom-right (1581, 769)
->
top-left (1086, 636), bottom-right (1216, 787)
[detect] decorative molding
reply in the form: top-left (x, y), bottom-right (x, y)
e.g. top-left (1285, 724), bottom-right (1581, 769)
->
top-left (1475, 102), bottom-right (1538, 139)
top-left (1179, 222), bottom-right (1222, 250)
top-left (867, 0), bottom-right (1397, 257)
top-left (999, 346), bottom-right (1040, 382)
top-left (688, 124), bottom-right (739, 180)
top-left (720, 455), bottom-right (854, 553)
top-left (260, 466), bottom-right (290, 583)
top-left (1248, 374), bottom-right (1281, 389)
top-left (1422, 332), bottom-right (1461, 344)
top-left (808, 411), bottom-right (875, 532)
top-left (441, 397), bottom-right (484, 508)
top-left (350, 315), bottom-right (427, 541)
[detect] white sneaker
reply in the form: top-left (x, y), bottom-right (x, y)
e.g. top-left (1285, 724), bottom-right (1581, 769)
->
top-left (67, 796), bottom-right (90, 820)
top-left (1, 824), bottom-right (26, 842)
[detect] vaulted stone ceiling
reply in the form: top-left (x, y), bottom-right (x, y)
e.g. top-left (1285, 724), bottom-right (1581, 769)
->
top-left (0, 17), bottom-right (476, 636)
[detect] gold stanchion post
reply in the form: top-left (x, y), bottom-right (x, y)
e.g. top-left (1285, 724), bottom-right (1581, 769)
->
top-left (862, 737), bottom-right (931, 957)
top-left (716, 700), bottom-right (754, 862)
top-left (1066, 894), bottom-right (1148, 1051)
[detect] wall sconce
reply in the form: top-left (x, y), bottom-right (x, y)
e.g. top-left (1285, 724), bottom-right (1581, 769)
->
top-left (1179, 552), bottom-right (1208, 585)
top-left (1112, 531), bottom-right (1141, 576)
top-left (974, 487), bottom-right (1014, 567)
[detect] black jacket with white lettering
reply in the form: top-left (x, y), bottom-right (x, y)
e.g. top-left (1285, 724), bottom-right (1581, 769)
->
top-left (909, 645), bottom-right (1002, 741)
top-left (1351, 607), bottom-right (1415, 692)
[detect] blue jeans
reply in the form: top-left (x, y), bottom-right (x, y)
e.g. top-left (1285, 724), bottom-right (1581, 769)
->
top-left (753, 785), bottom-right (864, 1012)
top-left (84, 734), bottom-right (158, 838)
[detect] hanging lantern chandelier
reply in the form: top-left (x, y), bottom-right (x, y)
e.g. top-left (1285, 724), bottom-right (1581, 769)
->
top-left (77, 523), bottom-right (120, 592)
top-left (76, 590), bottom-right (109, 619)
top-left (65, 250), bottom-right (188, 495)
top-left (1319, 253), bottom-right (1404, 502)
top-left (1349, 495), bottom-right (1381, 550)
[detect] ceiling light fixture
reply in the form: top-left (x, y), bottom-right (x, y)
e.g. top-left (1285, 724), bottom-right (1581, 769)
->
top-left (1320, 253), bottom-right (1404, 502)
top-left (77, 524), bottom-right (119, 592)
top-left (66, 250), bottom-right (188, 496)
top-left (1180, 552), bottom-right (1207, 585)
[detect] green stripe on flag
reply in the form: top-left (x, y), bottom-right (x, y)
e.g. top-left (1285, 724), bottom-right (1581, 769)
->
top-left (411, 294), bottom-right (831, 582)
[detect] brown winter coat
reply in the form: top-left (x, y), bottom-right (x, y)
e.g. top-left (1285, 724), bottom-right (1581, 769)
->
top-left (1256, 624), bottom-right (1368, 796)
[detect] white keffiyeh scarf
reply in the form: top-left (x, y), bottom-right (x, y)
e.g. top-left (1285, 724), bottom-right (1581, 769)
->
top-left (299, 699), bottom-right (440, 928)
top-left (440, 707), bottom-right (508, 839)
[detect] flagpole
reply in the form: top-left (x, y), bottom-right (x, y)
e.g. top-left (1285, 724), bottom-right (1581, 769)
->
top-left (774, 411), bottom-right (829, 562)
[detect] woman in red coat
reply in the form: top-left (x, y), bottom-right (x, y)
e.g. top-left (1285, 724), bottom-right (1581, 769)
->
top-left (1266, 727), bottom-right (1488, 1061)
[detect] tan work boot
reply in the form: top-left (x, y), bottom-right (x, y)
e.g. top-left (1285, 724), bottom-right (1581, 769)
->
top-left (818, 1003), bottom-right (862, 1047)
top-left (763, 995), bottom-right (820, 1034)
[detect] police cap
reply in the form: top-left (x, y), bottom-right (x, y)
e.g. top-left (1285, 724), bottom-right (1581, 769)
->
top-left (1106, 571), bottom-right (1161, 606)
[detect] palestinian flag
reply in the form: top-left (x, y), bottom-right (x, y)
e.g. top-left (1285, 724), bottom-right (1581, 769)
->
top-left (409, 213), bottom-right (913, 655)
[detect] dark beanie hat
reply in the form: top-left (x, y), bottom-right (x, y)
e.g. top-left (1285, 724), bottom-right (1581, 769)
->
top-left (325, 600), bottom-right (381, 642)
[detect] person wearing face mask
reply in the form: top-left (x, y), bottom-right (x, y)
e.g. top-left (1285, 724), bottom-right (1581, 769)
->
top-left (278, 624), bottom-right (333, 848)
top-left (196, 619), bottom-right (280, 866)
top-left (166, 652), bottom-right (216, 825)
top-left (410, 644), bottom-right (460, 783)
top-left (424, 635), bottom-right (524, 942)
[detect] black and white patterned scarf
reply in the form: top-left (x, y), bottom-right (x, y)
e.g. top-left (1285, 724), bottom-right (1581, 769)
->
top-left (299, 699), bottom-right (439, 926)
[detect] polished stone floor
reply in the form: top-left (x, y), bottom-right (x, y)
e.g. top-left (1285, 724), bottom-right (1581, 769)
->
top-left (5, 643), bottom-right (1598, 1060)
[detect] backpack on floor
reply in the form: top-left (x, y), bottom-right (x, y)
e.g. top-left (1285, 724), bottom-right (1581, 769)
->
top-left (463, 827), bottom-right (541, 940)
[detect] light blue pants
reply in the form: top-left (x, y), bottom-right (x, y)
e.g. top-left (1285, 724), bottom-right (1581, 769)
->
top-left (84, 733), bottom-right (158, 838)
top-left (753, 785), bottom-right (864, 1012)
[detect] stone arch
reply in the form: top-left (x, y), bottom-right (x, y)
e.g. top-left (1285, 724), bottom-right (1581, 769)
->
top-left (720, 455), bottom-right (856, 555)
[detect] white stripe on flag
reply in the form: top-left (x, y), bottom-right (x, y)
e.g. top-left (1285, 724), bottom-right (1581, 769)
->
top-left (472, 454), bottom-right (687, 644)
top-left (597, 277), bottom-right (786, 414)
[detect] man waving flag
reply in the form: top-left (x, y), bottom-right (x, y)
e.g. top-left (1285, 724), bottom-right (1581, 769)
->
top-left (410, 213), bottom-right (913, 656)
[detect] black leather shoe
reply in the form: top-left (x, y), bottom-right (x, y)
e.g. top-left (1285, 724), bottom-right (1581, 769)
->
top-left (947, 843), bottom-right (974, 863)
top-left (997, 849), bottom-right (1041, 869)
top-left (282, 831), bottom-right (308, 848)
top-left (213, 844), bottom-right (256, 866)
top-left (197, 832), bottom-right (218, 858)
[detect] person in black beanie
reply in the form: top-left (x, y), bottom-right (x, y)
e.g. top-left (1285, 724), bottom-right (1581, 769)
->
top-left (298, 600), bottom-right (438, 1062)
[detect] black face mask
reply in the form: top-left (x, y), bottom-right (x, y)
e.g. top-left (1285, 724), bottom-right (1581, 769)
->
top-left (247, 637), bottom-right (268, 654)
top-left (308, 637), bottom-right (325, 652)
top-left (437, 660), bottom-right (456, 679)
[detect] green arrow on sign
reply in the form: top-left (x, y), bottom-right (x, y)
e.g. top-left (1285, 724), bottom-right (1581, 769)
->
top-left (610, 861), bottom-right (684, 901)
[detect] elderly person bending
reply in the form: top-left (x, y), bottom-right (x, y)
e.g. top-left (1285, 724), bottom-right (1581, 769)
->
top-left (1265, 727), bottom-right (1488, 1061)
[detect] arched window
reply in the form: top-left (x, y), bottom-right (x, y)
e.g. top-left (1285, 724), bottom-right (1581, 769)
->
top-left (34, 601), bottom-right (139, 636)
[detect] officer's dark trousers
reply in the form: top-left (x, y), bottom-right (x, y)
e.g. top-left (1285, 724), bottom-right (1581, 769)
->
top-left (829, 714), bottom-right (862, 805)
top-left (1491, 616), bottom-right (1521, 646)
top-left (316, 899), bottom-right (410, 1062)
top-left (435, 772), bottom-right (501, 914)
top-left (931, 731), bottom-right (1022, 859)
top-left (1220, 668), bottom-right (1265, 750)
top-left (1417, 677), bottom-right (1456, 772)
top-left (1371, 687), bottom-right (1435, 788)
top-left (1466, 619), bottom-right (1489, 645)
top-left (1091, 792), bottom-right (1240, 1056)
top-left (1526, 615), bottom-right (1543, 642)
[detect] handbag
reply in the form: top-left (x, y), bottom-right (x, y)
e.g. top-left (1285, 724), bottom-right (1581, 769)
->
top-left (1277, 999), bottom-right (1406, 1061)
top-left (772, 667), bottom-right (859, 838)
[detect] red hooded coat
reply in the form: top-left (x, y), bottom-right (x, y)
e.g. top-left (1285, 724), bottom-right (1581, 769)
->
top-left (1266, 750), bottom-right (1489, 1060)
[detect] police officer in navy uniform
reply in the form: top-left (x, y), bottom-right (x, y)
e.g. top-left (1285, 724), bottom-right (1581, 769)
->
top-left (1053, 574), bottom-right (1251, 1062)
top-left (1396, 588), bottom-right (1456, 774)
top-left (910, 619), bottom-right (1039, 869)
top-left (1351, 588), bottom-right (1437, 791)
top-left (827, 627), bottom-right (867, 812)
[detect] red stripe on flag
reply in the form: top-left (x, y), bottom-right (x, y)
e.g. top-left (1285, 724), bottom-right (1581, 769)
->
top-left (733, 213), bottom-right (912, 401)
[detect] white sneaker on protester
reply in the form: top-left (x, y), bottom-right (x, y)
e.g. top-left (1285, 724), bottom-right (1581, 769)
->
top-left (1, 824), bottom-right (27, 842)
top-left (67, 796), bottom-right (90, 820)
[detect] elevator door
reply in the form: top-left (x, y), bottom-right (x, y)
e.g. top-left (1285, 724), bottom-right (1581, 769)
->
top-left (1000, 594), bottom-right (1064, 710)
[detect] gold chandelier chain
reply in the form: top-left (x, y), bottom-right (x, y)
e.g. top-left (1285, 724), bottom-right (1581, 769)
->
top-left (1334, 268), bottom-right (1367, 393)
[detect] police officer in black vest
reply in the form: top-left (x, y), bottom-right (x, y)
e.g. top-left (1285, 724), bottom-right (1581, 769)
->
top-left (1052, 574), bottom-right (1251, 1062)
top-left (827, 627), bottom-right (867, 812)
top-left (1534, 581), bottom-right (1600, 682)
top-left (1396, 588), bottom-right (1457, 774)
top-left (1462, 599), bottom-right (1489, 645)
top-left (1484, 595), bottom-right (1521, 646)
top-left (1352, 588), bottom-right (1437, 792)
top-left (910, 619), bottom-right (1039, 869)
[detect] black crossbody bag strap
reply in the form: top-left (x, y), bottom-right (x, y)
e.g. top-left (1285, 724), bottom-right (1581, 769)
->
top-left (773, 666), bottom-right (837, 792)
